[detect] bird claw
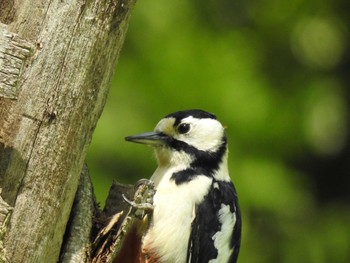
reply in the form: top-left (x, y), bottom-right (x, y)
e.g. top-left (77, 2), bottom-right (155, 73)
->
top-left (122, 178), bottom-right (156, 219)
top-left (135, 178), bottom-right (155, 190)
top-left (122, 194), bottom-right (154, 211)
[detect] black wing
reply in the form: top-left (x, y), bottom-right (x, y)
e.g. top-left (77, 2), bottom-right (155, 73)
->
top-left (187, 180), bottom-right (241, 263)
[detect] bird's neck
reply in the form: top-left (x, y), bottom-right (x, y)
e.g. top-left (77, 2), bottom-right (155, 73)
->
top-left (151, 149), bottom-right (231, 187)
top-left (154, 147), bottom-right (193, 167)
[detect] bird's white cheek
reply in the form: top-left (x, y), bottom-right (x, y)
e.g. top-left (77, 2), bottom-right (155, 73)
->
top-left (178, 126), bottom-right (224, 152)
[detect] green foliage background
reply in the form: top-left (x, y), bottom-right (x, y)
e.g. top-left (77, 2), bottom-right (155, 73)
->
top-left (87, 1), bottom-right (350, 262)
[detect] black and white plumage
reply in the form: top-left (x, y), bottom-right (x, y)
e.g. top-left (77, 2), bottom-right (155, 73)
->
top-left (125, 109), bottom-right (241, 263)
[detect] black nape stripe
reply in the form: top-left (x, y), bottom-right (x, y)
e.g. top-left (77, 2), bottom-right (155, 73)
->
top-left (165, 109), bottom-right (216, 126)
top-left (170, 135), bottom-right (227, 184)
top-left (171, 169), bottom-right (199, 185)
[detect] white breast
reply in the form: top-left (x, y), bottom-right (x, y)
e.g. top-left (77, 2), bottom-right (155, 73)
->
top-left (142, 167), bottom-right (212, 263)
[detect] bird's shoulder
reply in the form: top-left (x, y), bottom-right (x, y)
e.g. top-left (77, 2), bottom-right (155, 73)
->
top-left (187, 180), bottom-right (241, 263)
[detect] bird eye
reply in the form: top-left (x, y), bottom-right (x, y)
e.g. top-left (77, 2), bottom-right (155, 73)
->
top-left (177, 123), bottom-right (191, 134)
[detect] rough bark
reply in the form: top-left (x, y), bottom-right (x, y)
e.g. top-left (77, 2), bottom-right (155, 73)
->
top-left (0, 0), bottom-right (136, 262)
top-left (59, 165), bottom-right (95, 263)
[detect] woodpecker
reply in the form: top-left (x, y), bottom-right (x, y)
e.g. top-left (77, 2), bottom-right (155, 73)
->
top-left (125, 109), bottom-right (241, 263)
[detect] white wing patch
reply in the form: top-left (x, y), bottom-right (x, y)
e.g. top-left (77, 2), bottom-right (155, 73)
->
top-left (209, 204), bottom-right (236, 263)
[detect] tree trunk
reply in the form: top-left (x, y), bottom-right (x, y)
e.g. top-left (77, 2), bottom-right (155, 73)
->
top-left (0, 0), bottom-right (136, 262)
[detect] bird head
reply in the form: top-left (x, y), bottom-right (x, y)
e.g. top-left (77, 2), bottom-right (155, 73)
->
top-left (125, 110), bottom-right (227, 168)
